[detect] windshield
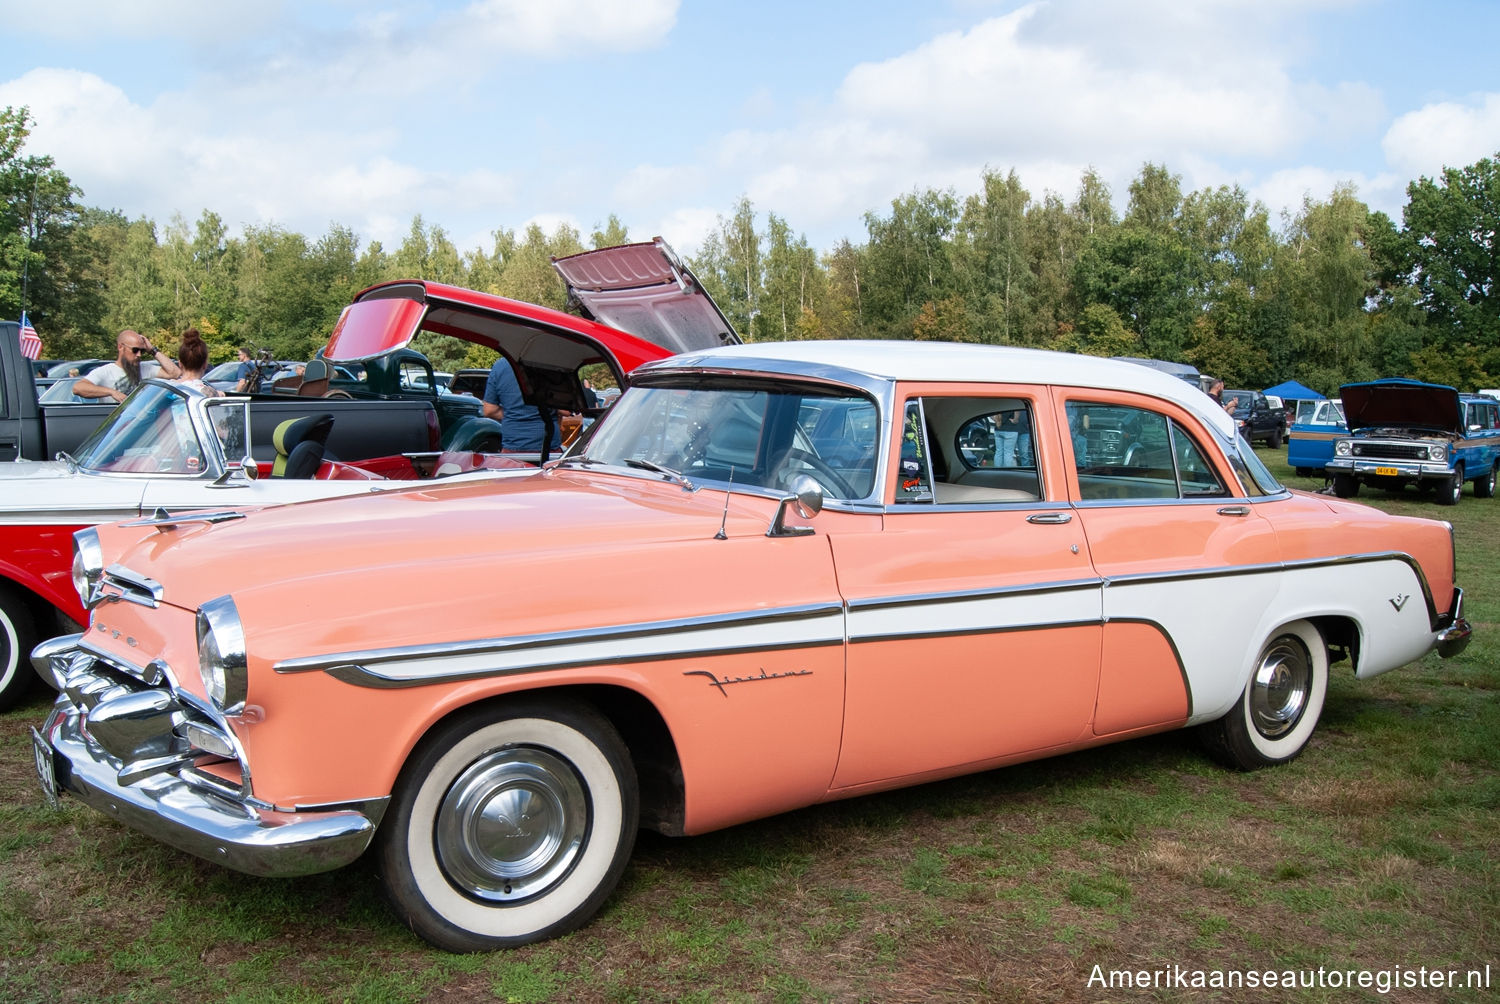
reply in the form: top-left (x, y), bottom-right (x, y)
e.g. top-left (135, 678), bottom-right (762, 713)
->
top-left (583, 381), bottom-right (880, 500)
top-left (73, 383), bottom-right (215, 475)
top-left (1295, 399), bottom-right (1345, 426)
top-left (1225, 435), bottom-right (1285, 497)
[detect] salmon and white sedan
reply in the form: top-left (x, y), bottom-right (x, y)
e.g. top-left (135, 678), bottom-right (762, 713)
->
top-left (33, 341), bottom-right (1471, 951)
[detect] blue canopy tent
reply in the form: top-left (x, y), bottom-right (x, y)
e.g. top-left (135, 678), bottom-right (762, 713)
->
top-left (1263, 380), bottom-right (1324, 401)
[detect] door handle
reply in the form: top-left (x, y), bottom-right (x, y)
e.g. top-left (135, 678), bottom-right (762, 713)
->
top-left (1216, 505), bottom-right (1251, 517)
top-left (1026, 512), bottom-right (1073, 524)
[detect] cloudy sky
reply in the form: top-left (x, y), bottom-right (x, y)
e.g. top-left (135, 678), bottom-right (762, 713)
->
top-left (3, 0), bottom-right (1498, 258)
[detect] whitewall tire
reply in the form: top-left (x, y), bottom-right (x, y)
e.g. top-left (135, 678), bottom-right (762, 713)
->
top-left (0, 585), bottom-right (38, 712)
top-left (1202, 620), bottom-right (1329, 770)
top-left (376, 698), bottom-right (639, 952)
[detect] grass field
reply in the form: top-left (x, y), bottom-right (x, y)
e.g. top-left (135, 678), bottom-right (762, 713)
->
top-left (2, 453), bottom-right (1495, 1003)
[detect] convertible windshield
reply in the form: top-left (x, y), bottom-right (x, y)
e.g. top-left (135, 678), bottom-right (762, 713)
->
top-left (584, 382), bottom-right (880, 500)
top-left (74, 383), bottom-right (213, 475)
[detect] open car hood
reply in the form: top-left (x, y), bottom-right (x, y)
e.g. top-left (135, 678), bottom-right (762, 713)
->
top-left (1339, 379), bottom-right (1463, 435)
top-left (552, 237), bottom-right (740, 354)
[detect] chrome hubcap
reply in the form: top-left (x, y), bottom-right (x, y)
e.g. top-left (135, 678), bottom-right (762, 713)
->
top-left (436, 747), bottom-right (587, 902)
top-left (1250, 637), bottom-right (1311, 739)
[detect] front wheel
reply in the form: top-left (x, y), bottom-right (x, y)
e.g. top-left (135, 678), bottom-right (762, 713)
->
top-left (1438, 466), bottom-right (1463, 506)
top-left (1331, 474), bottom-right (1358, 498)
top-left (0, 584), bottom-right (39, 712)
top-left (376, 699), bottom-right (639, 952)
top-left (1200, 620), bottom-right (1328, 770)
top-left (1473, 465), bottom-right (1496, 499)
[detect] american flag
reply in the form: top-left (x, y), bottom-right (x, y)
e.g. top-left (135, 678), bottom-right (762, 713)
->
top-left (17, 312), bottom-right (42, 360)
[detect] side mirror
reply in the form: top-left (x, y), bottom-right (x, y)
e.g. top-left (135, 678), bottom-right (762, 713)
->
top-left (767, 477), bottom-right (823, 538)
top-left (240, 456), bottom-right (259, 481)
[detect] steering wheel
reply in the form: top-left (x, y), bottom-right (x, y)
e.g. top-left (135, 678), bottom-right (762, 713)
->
top-left (774, 448), bottom-right (857, 499)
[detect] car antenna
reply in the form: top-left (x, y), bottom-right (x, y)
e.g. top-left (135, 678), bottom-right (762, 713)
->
top-left (715, 468), bottom-right (734, 540)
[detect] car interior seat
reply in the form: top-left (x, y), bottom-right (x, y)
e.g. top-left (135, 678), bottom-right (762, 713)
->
top-left (297, 357), bottom-right (331, 397)
top-left (271, 412), bottom-right (335, 478)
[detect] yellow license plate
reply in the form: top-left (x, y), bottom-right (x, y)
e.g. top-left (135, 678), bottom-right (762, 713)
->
top-left (1375, 466), bottom-right (1399, 477)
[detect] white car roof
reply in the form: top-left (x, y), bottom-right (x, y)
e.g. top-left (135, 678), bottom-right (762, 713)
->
top-left (645, 340), bottom-right (1238, 439)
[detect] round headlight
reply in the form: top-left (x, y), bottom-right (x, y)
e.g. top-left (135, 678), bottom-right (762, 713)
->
top-left (72, 528), bottom-right (104, 606)
top-left (1335, 441), bottom-right (1351, 456)
top-left (1428, 443), bottom-right (1447, 462)
top-left (196, 595), bottom-right (248, 714)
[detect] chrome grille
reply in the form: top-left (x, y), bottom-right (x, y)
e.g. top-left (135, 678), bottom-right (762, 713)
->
top-left (1352, 442), bottom-right (1428, 461)
top-left (52, 648), bottom-right (247, 796)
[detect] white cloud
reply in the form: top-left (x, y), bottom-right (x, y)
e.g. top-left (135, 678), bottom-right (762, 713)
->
top-left (453, 0), bottom-right (679, 54)
top-left (613, 163), bottom-right (708, 209)
top-left (835, 6), bottom-right (1377, 163)
top-left (1382, 94), bottom-right (1500, 180)
top-left (651, 207), bottom-right (720, 257)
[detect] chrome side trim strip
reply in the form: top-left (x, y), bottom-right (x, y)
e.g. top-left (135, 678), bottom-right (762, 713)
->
top-left (277, 603), bottom-right (848, 689)
top-left (846, 577), bottom-right (1100, 613)
top-left (1102, 551), bottom-right (1441, 625)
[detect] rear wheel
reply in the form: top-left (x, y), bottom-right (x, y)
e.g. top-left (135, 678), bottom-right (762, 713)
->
top-left (1200, 620), bottom-right (1328, 769)
top-left (0, 585), bottom-right (39, 712)
top-left (376, 698), bottom-right (638, 952)
top-left (1331, 474), bottom-right (1358, 498)
top-left (1473, 465), bottom-right (1496, 499)
top-left (1267, 427), bottom-right (1282, 449)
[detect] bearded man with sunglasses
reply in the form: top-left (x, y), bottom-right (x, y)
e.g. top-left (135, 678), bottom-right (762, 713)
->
top-left (73, 329), bottom-right (183, 404)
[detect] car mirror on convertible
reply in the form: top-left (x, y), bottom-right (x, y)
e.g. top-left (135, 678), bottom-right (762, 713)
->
top-left (239, 456), bottom-right (258, 481)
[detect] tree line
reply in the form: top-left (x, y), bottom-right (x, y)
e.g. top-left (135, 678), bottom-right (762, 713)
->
top-left (3, 105), bottom-right (1496, 394)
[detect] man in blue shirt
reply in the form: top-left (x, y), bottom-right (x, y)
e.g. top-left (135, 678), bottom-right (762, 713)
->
top-left (482, 358), bottom-right (560, 454)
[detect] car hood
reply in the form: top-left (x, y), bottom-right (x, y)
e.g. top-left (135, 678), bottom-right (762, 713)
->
top-left (93, 469), bottom-right (787, 647)
top-left (552, 238), bottom-right (740, 355)
top-left (1339, 379), bottom-right (1463, 435)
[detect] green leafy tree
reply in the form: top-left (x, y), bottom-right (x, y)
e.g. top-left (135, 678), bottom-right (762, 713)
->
top-left (819, 239), bottom-right (867, 340)
top-left (861, 188), bottom-right (959, 337)
top-left (1074, 225), bottom-right (1196, 361)
top-left (589, 214), bottom-right (630, 250)
top-left (760, 212), bottom-right (823, 339)
top-left (954, 168), bottom-right (1031, 344)
top-left (1, 106), bottom-right (88, 344)
top-left (690, 197), bottom-right (761, 338)
top-left (1401, 152), bottom-right (1500, 379)
top-left (1281, 184), bottom-right (1380, 391)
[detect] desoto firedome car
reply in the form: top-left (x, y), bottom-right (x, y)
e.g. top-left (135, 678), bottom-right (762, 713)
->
top-left (34, 339), bottom-right (1471, 951)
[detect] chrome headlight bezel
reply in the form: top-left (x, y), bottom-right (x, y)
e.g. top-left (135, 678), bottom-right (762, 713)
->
top-left (1334, 440), bottom-right (1352, 457)
top-left (196, 595), bottom-right (248, 716)
top-left (1428, 442), bottom-right (1447, 462)
top-left (72, 528), bottom-right (104, 607)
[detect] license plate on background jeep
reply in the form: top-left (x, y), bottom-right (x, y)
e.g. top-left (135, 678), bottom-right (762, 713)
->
top-left (32, 727), bottom-right (59, 809)
top-left (1375, 466), bottom-right (1399, 477)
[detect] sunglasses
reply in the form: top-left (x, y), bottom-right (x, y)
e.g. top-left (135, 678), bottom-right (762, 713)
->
top-left (130, 346), bottom-right (151, 356)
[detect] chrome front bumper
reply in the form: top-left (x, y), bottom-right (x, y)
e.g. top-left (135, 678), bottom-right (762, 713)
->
top-left (33, 637), bottom-right (384, 878)
top-left (1325, 458), bottom-right (1451, 480)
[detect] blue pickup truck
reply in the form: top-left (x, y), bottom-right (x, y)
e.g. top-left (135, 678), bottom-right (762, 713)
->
top-left (1325, 378), bottom-right (1500, 505)
top-left (1287, 398), bottom-right (1345, 475)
